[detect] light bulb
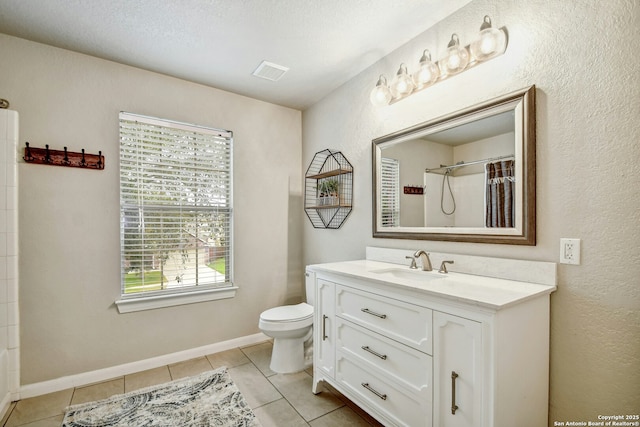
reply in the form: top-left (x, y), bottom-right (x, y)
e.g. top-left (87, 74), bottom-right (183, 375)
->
top-left (470, 16), bottom-right (507, 61)
top-left (390, 63), bottom-right (415, 98)
top-left (414, 50), bottom-right (439, 89)
top-left (369, 75), bottom-right (392, 106)
top-left (439, 34), bottom-right (469, 76)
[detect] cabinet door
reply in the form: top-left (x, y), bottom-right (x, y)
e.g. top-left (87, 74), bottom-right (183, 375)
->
top-left (315, 278), bottom-right (336, 379)
top-left (433, 312), bottom-right (483, 427)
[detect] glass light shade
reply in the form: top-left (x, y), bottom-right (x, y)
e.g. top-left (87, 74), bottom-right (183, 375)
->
top-left (439, 34), bottom-right (469, 76)
top-left (414, 50), bottom-right (440, 89)
top-left (370, 75), bottom-right (392, 106)
top-left (470, 26), bottom-right (506, 61)
top-left (390, 63), bottom-right (415, 98)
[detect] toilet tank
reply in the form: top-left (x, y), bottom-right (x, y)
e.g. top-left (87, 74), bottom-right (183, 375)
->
top-left (304, 268), bottom-right (315, 306)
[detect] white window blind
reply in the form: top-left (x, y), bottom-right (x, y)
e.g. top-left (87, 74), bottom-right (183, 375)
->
top-left (119, 112), bottom-right (233, 298)
top-left (380, 157), bottom-right (400, 227)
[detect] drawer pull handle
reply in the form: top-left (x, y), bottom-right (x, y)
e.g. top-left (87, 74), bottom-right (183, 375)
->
top-left (451, 371), bottom-right (459, 414)
top-left (361, 308), bottom-right (387, 319)
top-left (361, 382), bottom-right (387, 400)
top-left (361, 345), bottom-right (387, 360)
top-left (322, 315), bottom-right (328, 341)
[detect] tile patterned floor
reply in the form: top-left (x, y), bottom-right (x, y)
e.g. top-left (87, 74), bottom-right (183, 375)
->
top-left (1, 341), bottom-right (384, 426)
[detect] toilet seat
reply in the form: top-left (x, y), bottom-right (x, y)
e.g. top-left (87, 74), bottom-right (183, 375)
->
top-left (259, 303), bottom-right (313, 332)
top-left (260, 302), bottom-right (313, 323)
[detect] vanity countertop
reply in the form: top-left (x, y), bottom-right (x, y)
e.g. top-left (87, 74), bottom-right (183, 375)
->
top-left (307, 259), bottom-right (556, 310)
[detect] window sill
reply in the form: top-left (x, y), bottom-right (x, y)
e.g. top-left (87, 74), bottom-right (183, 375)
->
top-left (115, 286), bottom-right (238, 313)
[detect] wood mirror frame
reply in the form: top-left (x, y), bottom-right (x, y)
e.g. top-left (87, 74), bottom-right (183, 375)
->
top-left (372, 85), bottom-right (536, 245)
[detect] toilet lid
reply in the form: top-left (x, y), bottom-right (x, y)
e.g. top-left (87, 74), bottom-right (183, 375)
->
top-left (261, 303), bottom-right (313, 322)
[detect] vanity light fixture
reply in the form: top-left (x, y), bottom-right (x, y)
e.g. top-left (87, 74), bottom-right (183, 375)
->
top-left (370, 15), bottom-right (508, 106)
top-left (369, 75), bottom-right (393, 107)
top-left (390, 63), bottom-right (415, 98)
top-left (439, 34), bottom-right (470, 77)
top-left (414, 50), bottom-right (439, 89)
top-left (470, 16), bottom-right (507, 61)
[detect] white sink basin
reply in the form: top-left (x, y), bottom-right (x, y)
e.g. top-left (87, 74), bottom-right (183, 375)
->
top-left (370, 268), bottom-right (444, 282)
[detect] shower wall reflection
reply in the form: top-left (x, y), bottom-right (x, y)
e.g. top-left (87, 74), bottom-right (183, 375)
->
top-left (381, 120), bottom-right (514, 228)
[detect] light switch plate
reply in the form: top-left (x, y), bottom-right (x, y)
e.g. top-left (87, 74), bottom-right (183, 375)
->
top-left (560, 238), bottom-right (581, 265)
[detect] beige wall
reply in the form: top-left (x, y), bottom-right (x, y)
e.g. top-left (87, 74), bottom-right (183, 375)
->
top-left (0, 34), bottom-right (303, 385)
top-left (302, 0), bottom-right (640, 422)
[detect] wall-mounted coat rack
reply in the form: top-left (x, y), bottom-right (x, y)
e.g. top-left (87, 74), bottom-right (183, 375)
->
top-left (404, 185), bottom-right (425, 195)
top-left (23, 142), bottom-right (104, 170)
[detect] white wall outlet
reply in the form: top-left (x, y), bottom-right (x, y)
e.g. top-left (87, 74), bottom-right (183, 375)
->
top-left (560, 238), bottom-right (581, 265)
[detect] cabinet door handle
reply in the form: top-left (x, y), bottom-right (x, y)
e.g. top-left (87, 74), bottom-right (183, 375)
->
top-left (361, 382), bottom-right (387, 400)
top-left (361, 308), bottom-right (387, 319)
top-left (361, 345), bottom-right (387, 360)
top-left (451, 371), bottom-right (459, 414)
top-left (322, 315), bottom-right (328, 341)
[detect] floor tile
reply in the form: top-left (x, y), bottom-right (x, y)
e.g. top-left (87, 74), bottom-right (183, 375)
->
top-left (3, 344), bottom-right (384, 427)
top-left (70, 378), bottom-right (124, 406)
top-left (168, 356), bottom-right (213, 379)
top-left (269, 371), bottom-right (344, 421)
top-left (324, 382), bottom-right (384, 426)
top-left (124, 366), bottom-right (172, 393)
top-left (228, 363), bottom-right (282, 409)
top-left (12, 414), bottom-right (64, 427)
top-left (5, 389), bottom-right (72, 427)
top-left (206, 347), bottom-right (250, 369)
top-left (1, 403), bottom-right (16, 426)
top-left (252, 398), bottom-right (309, 427)
top-left (309, 406), bottom-right (373, 427)
top-left (241, 341), bottom-right (276, 377)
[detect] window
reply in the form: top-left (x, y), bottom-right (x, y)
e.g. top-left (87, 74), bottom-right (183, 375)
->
top-left (380, 157), bottom-right (400, 227)
top-left (116, 112), bottom-right (235, 313)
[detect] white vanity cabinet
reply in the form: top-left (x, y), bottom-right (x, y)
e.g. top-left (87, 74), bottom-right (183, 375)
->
top-left (309, 259), bottom-right (555, 427)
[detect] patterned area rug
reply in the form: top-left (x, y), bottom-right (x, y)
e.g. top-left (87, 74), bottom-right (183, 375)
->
top-left (62, 367), bottom-right (261, 426)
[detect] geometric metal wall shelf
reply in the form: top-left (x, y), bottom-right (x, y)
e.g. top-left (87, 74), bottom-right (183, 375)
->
top-left (304, 149), bottom-right (353, 229)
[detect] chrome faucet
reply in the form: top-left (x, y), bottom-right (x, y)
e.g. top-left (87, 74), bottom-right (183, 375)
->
top-left (413, 250), bottom-right (433, 271)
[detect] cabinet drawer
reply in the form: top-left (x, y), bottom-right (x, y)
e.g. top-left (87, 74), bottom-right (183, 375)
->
top-left (336, 354), bottom-right (432, 427)
top-left (336, 285), bottom-right (432, 354)
top-left (336, 318), bottom-right (431, 393)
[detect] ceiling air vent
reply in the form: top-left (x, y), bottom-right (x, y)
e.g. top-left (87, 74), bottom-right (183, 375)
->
top-left (252, 61), bottom-right (289, 81)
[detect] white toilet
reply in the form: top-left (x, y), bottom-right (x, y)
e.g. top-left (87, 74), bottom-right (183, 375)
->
top-left (258, 279), bottom-right (314, 374)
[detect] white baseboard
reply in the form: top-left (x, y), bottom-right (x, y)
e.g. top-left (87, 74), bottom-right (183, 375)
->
top-left (19, 332), bottom-right (270, 400)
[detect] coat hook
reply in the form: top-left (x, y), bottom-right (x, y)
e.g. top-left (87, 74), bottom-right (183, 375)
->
top-left (45, 145), bottom-right (52, 163)
top-left (96, 150), bottom-right (103, 169)
top-left (63, 146), bottom-right (71, 165)
top-left (80, 149), bottom-right (87, 167)
top-left (23, 142), bottom-right (34, 162)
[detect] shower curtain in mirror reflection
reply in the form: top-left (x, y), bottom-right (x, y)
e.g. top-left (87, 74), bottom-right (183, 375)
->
top-left (485, 160), bottom-right (515, 227)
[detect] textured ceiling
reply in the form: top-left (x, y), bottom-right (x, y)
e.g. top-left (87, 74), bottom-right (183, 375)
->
top-left (0, 0), bottom-right (472, 110)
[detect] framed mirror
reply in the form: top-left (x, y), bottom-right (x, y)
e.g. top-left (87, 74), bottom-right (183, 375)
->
top-left (372, 85), bottom-right (535, 245)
